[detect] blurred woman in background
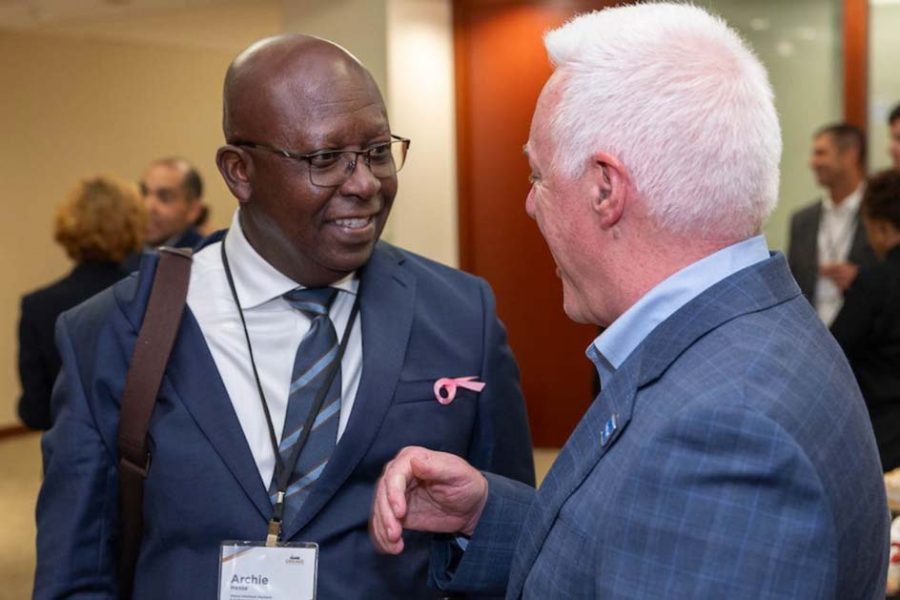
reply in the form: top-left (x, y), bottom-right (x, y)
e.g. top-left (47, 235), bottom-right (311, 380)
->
top-left (17, 175), bottom-right (145, 430)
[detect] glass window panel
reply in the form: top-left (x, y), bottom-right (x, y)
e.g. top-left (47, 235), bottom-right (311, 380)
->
top-left (699, 0), bottom-right (843, 251)
top-left (869, 0), bottom-right (900, 171)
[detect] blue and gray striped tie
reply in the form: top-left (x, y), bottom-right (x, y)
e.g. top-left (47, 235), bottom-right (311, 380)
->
top-left (271, 287), bottom-right (341, 525)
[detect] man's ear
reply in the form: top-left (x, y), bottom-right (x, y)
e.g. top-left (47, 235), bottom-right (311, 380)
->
top-left (588, 152), bottom-right (628, 228)
top-left (216, 145), bottom-right (253, 205)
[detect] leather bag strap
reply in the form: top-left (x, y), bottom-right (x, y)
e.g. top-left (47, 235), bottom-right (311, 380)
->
top-left (117, 247), bottom-right (192, 599)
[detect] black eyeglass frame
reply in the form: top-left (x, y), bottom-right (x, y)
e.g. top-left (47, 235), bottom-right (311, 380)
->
top-left (231, 134), bottom-right (411, 187)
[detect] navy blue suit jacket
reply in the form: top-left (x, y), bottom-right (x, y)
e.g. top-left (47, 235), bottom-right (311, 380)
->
top-left (434, 254), bottom-right (888, 598)
top-left (35, 240), bottom-right (534, 599)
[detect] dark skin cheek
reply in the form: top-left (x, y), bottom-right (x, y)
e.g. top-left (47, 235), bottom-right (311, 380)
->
top-left (239, 202), bottom-right (384, 287)
top-left (239, 207), bottom-right (330, 286)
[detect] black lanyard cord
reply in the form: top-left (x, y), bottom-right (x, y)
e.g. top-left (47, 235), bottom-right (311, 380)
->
top-left (221, 240), bottom-right (284, 481)
top-left (219, 237), bottom-right (360, 541)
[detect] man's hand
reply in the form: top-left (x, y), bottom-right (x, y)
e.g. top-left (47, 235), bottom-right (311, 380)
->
top-left (819, 262), bottom-right (859, 292)
top-left (370, 446), bottom-right (488, 554)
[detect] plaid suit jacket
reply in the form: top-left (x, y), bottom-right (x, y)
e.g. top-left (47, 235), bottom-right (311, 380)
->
top-left (435, 253), bottom-right (889, 599)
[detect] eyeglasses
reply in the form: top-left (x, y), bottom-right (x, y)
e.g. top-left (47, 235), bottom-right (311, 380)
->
top-left (233, 135), bottom-right (411, 187)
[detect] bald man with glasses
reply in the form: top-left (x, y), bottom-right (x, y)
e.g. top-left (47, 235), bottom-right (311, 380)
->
top-left (35, 34), bottom-right (534, 599)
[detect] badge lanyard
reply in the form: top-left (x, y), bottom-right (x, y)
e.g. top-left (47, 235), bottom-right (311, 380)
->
top-left (219, 237), bottom-right (360, 545)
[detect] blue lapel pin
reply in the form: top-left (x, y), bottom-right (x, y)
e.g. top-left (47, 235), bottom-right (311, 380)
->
top-left (600, 413), bottom-right (618, 447)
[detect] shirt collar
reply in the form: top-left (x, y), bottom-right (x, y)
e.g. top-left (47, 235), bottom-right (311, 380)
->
top-left (224, 209), bottom-right (358, 310)
top-left (588, 235), bottom-right (770, 387)
top-left (824, 183), bottom-right (864, 215)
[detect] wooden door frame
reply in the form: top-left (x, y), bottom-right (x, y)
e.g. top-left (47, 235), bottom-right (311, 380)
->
top-left (844, 0), bottom-right (868, 129)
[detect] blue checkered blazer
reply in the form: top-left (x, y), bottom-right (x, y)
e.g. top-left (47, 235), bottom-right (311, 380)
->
top-left (434, 253), bottom-right (889, 598)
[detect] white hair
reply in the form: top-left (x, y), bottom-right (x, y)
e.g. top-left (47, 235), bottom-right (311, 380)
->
top-left (544, 3), bottom-right (781, 239)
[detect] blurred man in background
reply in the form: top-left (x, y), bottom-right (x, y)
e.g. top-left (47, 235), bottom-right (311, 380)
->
top-left (140, 157), bottom-right (203, 248)
top-left (122, 157), bottom-right (204, 271)
top-left (787, 123), bottom-right (875, 325)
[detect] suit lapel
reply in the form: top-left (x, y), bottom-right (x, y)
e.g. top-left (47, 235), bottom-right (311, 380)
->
top-left (506, 254), bottom-right (801, 598)
top-left (808, 202), bottom-right (823, 270)
top-left (165, 310), bottom-right (274, 522)
top-left (507, 364), bottom-right (638, 599)
top-left (116, 251), bottom-right (273, 523)
top-left (282, 244), bottom-right (416, 539)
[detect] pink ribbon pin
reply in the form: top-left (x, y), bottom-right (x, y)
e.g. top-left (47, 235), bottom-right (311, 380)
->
top-left (433, 376), bottom-right (486, 405)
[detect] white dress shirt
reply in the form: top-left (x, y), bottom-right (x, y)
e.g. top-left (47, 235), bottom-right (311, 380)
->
top-left (186, 210), bottom-right (363, 488)
top-left (815, 184), bottom-right (863, 326)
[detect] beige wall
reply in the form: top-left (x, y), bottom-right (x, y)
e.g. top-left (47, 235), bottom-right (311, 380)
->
top-left (0, 18), bottom-right (277, 423)
top-left (704, 0), bottom-right (843, 252)
top-left (869, 1), bottom-right (900, 172)
top-left (386, 0), bottom-right (459, 267)
top-left (282, 0), bottom-right (389, 98)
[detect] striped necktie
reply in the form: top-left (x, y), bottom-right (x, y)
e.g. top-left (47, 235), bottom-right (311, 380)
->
top-left (272, 287), bottom-right (341, 525)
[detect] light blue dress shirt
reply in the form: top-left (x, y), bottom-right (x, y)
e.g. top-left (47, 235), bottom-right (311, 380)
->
top-left (587, 235), bottom-right (770, 390)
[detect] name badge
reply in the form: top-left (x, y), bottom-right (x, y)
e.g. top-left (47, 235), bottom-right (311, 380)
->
top-left (218, 541), bottom-right (318, 600)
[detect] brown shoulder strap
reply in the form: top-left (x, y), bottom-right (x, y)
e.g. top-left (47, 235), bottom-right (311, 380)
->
top-left (117, 247), bottom-right (192, 599)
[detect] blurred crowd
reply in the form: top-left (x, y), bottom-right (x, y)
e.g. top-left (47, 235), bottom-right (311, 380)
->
top-left (16, 158), bottom-right (209, 430)
top-left (786, 103), bottom-right (900, 473)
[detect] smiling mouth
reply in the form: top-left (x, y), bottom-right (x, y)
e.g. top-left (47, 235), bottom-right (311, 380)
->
top-left (332, 216), bottom-right (374, 230)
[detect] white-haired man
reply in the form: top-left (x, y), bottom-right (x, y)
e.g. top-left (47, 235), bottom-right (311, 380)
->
top-left (371, 4), bottom-right (888, 598)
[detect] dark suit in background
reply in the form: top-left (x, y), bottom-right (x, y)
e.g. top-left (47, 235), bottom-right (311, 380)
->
top-left (17, 262), bottom-right (127, 430)
top-left (831, 246), bottom-right (900, 471)
top-left (121, 226), bottom-right (203, 273)
top-left (787, 200), bottom-right (876, 303)
top-left (169, 227), bottom-right (202, 250)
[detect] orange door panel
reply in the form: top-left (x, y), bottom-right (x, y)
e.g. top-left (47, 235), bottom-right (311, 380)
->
top-left (454, 1), bottom-right (620, 447)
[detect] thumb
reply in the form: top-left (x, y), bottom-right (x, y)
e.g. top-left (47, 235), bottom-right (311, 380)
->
top-left (409, 453), bottom-right (449, 484)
